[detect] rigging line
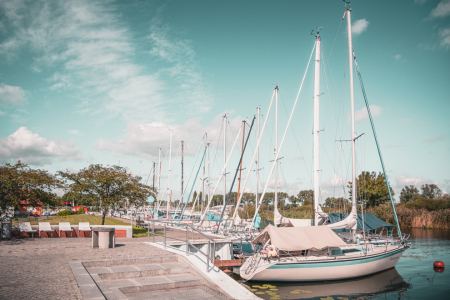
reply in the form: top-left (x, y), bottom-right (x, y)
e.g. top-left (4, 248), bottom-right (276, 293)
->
top-left (327, 17), bottom-right (344, 63)
top-left (252, 43), bottom-right (316, 225)
top-left (354, 54), bottom-right (402, 236)
top-left (172, 137), bottom-right (205, 216)
top-left (180, 146), bottom-right (208, 219)
top-left (279, 92), bottom-right (313, 188)
top-left (160, 143), bottom-right (182, 204)
top-left (209, 120), bottom-right (224, 181)
top-left (219, 117), bottom-right (255, 226)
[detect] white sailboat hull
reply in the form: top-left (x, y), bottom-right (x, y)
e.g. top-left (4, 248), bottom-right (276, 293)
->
top-left (241, 246), bottom-right (407, 281)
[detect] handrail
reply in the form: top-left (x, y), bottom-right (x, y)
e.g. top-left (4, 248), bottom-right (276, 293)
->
top-left (146, 220), bottom-right (215, 272)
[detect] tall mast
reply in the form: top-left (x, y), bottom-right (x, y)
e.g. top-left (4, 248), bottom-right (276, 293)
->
top-left (157, 147), bottom-right (161, 217)
top-left (346, 7), bottom-right (357, 241)
top-left (167, 130), bottom-right (173, 217)
top-left (237, 121), bottom-right (246, 209)
top-left (202, 133), bottom-right (206, 212)
top-left (207, 139), bottom-right (210, 211)
top-left (181, 140), bottom-right (184, 205)
top-left (314, 29), bottom-right (321, 226)
top-left (274, 86), bottom-right (279, 214)
top-left (223, 115), bottom-right (227, 207)
top-left (255, 107), bottom-right (260, 210)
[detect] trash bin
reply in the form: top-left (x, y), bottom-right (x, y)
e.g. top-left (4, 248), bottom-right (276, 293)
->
top-left (1, 219), bottom-right (12, 239)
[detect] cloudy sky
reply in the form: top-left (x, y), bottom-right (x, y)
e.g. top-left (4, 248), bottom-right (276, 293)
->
top-left (1, 0), bottom-right (449, 203)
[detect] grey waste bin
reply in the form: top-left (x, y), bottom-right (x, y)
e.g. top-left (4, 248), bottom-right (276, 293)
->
top-left (1, 219), bottom-right (12, 239)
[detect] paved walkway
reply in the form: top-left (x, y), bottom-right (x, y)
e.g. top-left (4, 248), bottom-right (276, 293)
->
top-left (0, 237), bottom-right (172, 300)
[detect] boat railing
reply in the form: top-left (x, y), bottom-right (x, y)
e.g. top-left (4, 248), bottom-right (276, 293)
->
top-left (146, 220), bottom-right (216, 273)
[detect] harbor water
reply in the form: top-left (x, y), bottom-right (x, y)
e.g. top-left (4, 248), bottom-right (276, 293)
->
top-left (233, 228), bottom-right (449, 299)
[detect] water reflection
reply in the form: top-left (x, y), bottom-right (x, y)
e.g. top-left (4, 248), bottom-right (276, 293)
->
top-left (234, 228), bottom-right (449, 299)
top-left (240, 268), bottom-right (410, 299)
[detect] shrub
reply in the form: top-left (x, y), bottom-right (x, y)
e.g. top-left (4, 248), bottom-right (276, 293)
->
top-left (57, 209), bottom-right (73, 216)
top-left (77, 208), bottom-right (85, 214)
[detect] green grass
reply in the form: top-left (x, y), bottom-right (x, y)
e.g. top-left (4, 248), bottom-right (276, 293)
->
top-left (132, 225), bottom-right (163, 238)
top-left (12, 214), bottom-right (130, 226)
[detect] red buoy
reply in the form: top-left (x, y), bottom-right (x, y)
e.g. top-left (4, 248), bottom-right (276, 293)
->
top-left (434, 261), bottom-right (445, 268)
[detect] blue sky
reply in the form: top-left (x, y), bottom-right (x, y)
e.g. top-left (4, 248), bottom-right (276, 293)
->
top-left (0, 0), bottom-right (449, 202)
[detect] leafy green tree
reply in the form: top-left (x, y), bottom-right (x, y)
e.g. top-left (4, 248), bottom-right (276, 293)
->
top-left (59, 164), bottom-right (156, 225)
top-left (0, 161), bottom-right (60, 214)
top-left (348, 171), bottom-right (394, 207)
top-left (288, 195), bottom-right (299, 207)
top-left (399, 185), bottom-right (420, 203)
top-left (421, 184), bottom-right (442, 199)
top-left (60, 191), bottom-right (96, 207)
top-left (297, 190), bottom-right (314, 206)
top-left (324, 197), bottom-right (349, 208)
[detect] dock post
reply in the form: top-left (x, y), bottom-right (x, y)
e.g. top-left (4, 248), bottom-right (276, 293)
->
top-left (207, 240), bottom-right (210, 272)
top-left (186, 226), bottom-right (189, 256)
top-left (152, 221), bottom-right (155, 243)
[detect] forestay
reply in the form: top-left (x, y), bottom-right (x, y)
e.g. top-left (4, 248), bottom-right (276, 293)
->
top-left (252, 224), bottom-right (347, 251)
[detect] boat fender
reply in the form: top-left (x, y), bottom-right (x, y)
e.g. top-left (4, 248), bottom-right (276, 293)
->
top-left (267, 245), bottom-right (277, 257)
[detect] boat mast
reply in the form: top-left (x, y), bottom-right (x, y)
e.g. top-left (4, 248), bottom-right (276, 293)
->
top-left (274, 86), bottom-right (279, 216)
top-left (223, 115), bottom-right (227, 207)
top-left (207, 138), bottom-right (210, 212)
top-left (236, 121), bottom-right (246, 212)
top-left (346, 6), bottom-right (358, 241)
top-left (202, 133), bottom-right (206, 212)
top-left (167, 130), bottom-right (173, 218)
top-left (181, 140), bottom-right (184, 207)
top-left (313, 29), bottom-right (321, 226)
top-left (156, 147), bottom-right (161, 218)
top-left (255, 107), bottom-right (260, 212)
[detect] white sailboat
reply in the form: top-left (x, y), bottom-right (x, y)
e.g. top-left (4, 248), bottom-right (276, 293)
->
top-left (240, 5), bottom-right (410, 282)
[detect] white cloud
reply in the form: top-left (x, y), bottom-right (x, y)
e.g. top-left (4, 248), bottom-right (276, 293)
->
top-left (395, 175), bottom-right (432, 188)
top-left (351, 105), bottom-right (382, 123)
top-left (0, 83), bottom-right (26, 105)
top-left (424, 135), bottom-right (445, 143)
top-left (352, 19), bottom-right (369, 36)
top-left (322, 174), bottom-right (348, 188)
top-left (95, 112), bottom-right (244, 159)
top-left (394, 54), bottom-right (402, 61)
top-left (0, 127), bottom-right (82, 165)
top-left (430, 1), bottom-right (450, 18)
top-left (0, 0), bottom-right (212, 122)
top-left (67, 129), bottom-right (82, 136)
top-left (439, 27), bottom-right (450, 49)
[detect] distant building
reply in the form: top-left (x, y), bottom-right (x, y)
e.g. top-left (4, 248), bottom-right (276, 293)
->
top-left (18, 200), bottom-right (42, 216)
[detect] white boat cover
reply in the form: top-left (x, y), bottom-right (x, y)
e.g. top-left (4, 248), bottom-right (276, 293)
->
top-left (252, 224), bottom-right (347, 251)
top-left (326, 206), bottom-right (357, 230)
top-left (274, 206), bottom-right (326, 227)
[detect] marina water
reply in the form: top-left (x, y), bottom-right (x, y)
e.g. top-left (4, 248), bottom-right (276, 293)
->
top-left (233, 228), bottom-right (449, 299)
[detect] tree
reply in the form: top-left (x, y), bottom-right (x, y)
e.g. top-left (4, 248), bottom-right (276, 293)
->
top-left (324, 197), bottom-right (349, 208)
top-left (60, 191), bottom-right (96, 207)
top-left (0, 161), bottom-right (60, 214)
top-left (289, 195), bottom-right (299, 207)
top-left (59, 164), bottom-right (156, 225)
top-left (297, 190), bottom-right (314, 206)
top-left (348, 171), bottom-right (394, 207)
top-left (421, 184), bottom-right (442, 199)
top-left (399, 185), bottom-right (420, 203)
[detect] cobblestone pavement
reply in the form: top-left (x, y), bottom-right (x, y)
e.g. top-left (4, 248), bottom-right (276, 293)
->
top-left (0, 237), bottom-right (174, 300)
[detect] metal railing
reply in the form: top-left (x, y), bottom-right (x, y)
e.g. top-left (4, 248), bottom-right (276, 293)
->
top-left (146, 219), bottom-right (216, 272)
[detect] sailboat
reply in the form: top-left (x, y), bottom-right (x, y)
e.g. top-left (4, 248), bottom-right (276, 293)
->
top-left (240, 4), bottom-right (410, 281)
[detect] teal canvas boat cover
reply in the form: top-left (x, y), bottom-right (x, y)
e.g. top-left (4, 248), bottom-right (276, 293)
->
top-left (328, 213), bottom-right (393, 230)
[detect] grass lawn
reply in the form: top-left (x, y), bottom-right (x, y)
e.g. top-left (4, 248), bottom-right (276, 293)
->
top-left (12, 214), bottom-right (130, 226)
